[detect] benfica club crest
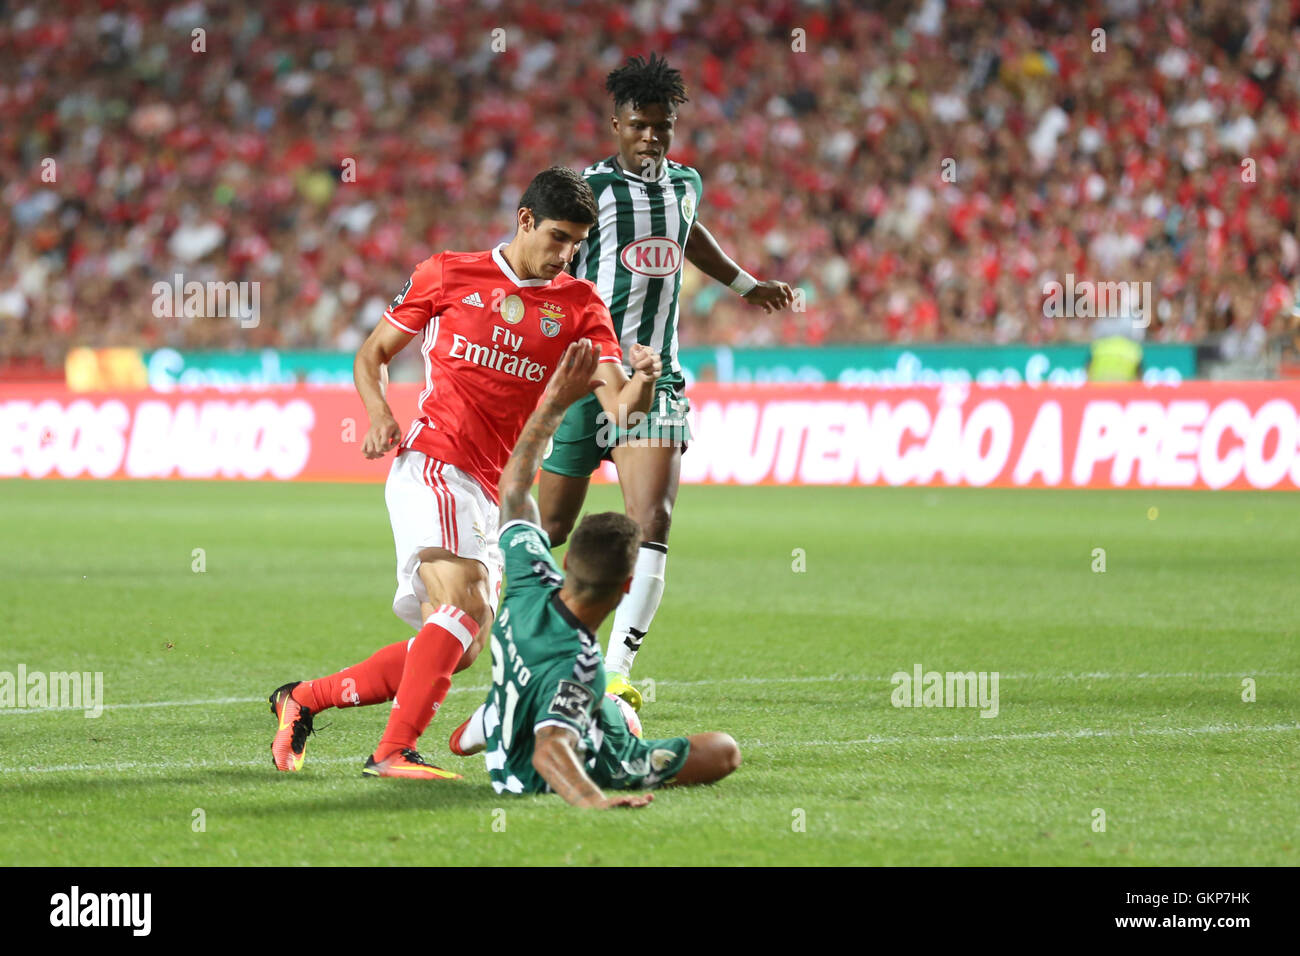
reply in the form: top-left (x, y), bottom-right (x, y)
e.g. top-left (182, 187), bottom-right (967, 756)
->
top-left (539, 302), bottom-right (565, 337)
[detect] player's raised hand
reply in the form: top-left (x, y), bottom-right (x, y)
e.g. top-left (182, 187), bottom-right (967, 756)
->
top-left (628, 343), bottom-right (662, 382)
top-left (362, 412), bottom-right (403, 459)
top-left (543, 338), bottom-right (602, 410)
top-left (744, 279), bottom-right (796, 313)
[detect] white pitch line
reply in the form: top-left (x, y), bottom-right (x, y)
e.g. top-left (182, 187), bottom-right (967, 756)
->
top-left (0, 695), bottom-right (265, 716)
top-left (0, 671), bottom-right (1296, 717)
top-left (0, 684), bottom-right (494, 716)
top-left (0, 754), bottom-right (371, 775)
top-left (2, 722), bottom-right (1296, 776)
top-left (748, 722), bottom-right (1300, 749)
top-left (5, 671), bottom-right (1294, 717)
top-left (656, 671), bottom-right (1298, 689)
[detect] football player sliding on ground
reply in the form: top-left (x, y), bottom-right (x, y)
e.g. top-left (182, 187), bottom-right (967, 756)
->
top-left (267, 167), bottom-right (662, 779)
top-left (539, 54), bottom-right (795, 711)
top-left (448, 338), bottom-right (741, 805)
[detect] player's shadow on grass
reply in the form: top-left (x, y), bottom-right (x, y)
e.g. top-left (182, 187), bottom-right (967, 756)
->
top-left (245, 781), bottom-right (498, 818)
top-left (0, 767), bottom-right (277, 797)
top-left (4, 766), bottom-right (494, 812)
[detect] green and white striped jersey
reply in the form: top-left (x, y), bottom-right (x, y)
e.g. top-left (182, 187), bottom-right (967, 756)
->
top-left (483, 520), bottom-right (608, 796)
top-left (481, 520), bottom-right (692, 795)
top-left (572, 156), bottom-right (703, 378)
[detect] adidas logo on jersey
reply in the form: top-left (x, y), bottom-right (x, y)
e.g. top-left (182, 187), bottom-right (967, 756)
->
top-left (461, 292), bottom-right (485, 308)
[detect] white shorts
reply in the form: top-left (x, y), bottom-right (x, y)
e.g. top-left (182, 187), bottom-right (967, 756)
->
top-left (385, 449), bottom-right (503, 629)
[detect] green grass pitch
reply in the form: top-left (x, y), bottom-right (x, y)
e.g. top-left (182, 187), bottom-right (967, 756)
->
top-left (1, 479), bottom-right (1296, 866)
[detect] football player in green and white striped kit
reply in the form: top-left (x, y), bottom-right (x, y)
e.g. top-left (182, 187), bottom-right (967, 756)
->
top-left (446, 338), bottom-right (741, 807)
top-left (539, 55), bottom-right (794, 710)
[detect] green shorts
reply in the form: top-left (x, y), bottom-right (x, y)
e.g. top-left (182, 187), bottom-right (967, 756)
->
top-left (541, 373), bottom-right (692, 478)
top-left (589, 696), bottom-right (691, 790)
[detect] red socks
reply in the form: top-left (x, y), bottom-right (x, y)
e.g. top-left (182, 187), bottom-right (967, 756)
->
top-left (292, 640), bottom-right (410, 713)
top-left (376, 605), bottom-right (479, 760)
top-left (288, 605), bottom-right (480, 760)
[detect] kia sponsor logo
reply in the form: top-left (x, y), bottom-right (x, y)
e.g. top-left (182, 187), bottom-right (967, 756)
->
top-left (620, 237), bottom-right (682, 278)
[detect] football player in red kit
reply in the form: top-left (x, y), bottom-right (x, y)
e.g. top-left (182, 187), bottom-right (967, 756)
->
top-left (267, 166), bottom-right (661, 779)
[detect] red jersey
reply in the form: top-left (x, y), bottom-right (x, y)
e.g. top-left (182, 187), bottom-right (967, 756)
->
top-left (384, 244), bottom-right (622, 502)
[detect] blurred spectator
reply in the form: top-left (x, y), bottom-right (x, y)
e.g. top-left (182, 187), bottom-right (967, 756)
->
top-left (1219, 310), bottom-right (1268, 361)
top-left (2, 0), bottom-right (1300, 374)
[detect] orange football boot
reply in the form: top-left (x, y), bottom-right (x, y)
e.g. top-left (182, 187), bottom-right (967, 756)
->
top-left (362, 749), bottom-right (462, 780)
top-left (269, 682), bottom-right (315, 772)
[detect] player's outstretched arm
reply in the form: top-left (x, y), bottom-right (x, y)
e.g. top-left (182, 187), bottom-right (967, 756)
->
top-left (533, 725), bottom-right (653, 809)
top-left (591, 343), bottom-right (661, 426)
top-left (499, 339), bottom-right (603, 525)
top-left (684, 220), bottom-right (794, 314)
top-left (355, 320), bottom-right (415, 458)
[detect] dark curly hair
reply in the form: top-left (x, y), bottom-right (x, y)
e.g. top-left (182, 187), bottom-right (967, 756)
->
top-left (605, 53), bottom-right (689, 113)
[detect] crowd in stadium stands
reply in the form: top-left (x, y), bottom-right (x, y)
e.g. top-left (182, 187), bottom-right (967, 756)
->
top-left (3, 0), bottom-right (1300, 374)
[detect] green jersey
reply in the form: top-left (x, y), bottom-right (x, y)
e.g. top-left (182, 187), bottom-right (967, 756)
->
top-left (483, 520), bottom-right (690, 795)
top-left (571, 156), bottom-right (703, 379)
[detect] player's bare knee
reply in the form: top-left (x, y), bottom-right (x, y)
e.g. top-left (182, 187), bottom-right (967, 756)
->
top-left (422, 558), bottom-right (492, 616)
top-left (454, 632), bottom-right (486, 672)
top-left (541, 514), bottom-right (573, 548)
top-left (466, 598), bottom-right (494, 633)
top-left (455, 600), bottom-right (493, 657)
top-left (631, 502), bottom-right (672, 543)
